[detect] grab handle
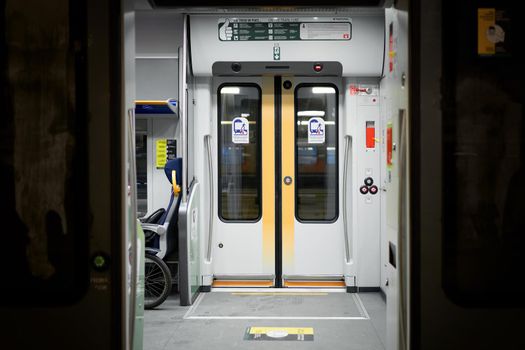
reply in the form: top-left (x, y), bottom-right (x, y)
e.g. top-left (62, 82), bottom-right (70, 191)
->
top-left (343, 135), bottom-right (353, 263)
top-left (205, 135), bottom-right (214, 262)
top-left (171, 170), bottom-right (181, 195)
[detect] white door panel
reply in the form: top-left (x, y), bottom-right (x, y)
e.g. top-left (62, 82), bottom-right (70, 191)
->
top-left (294, 222), bottom-right (344, 275)
top-left (212, 77), bottom-right (271, 277)
top-left (283, 77), bottom-right (345, 278)
top-left (214, 221), bottom-right (264, 274)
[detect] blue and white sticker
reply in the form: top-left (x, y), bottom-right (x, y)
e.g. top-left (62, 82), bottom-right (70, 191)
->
top-left (308, 117), bottom-right (325, 144)
top-left (232, 117), bottom-right (249, 144)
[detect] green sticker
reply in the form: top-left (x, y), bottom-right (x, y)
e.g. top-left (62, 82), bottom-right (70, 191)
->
top-left (273, 45), bottom-right (280, 61)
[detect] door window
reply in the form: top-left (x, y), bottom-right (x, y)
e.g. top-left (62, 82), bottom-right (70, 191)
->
top-left (218, 84), bottom-right (262, 221)
top-left (295, 85), bottom-right (339, 222)
top-left (135, 119), bottom-right (148, 218)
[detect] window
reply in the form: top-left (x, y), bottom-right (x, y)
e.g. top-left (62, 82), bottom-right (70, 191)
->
top-left (218, 84), bottom-right (262, 221)
top-left (295, 84), bottom-right (339, 222)
top-left (442, 2), bottom-right (524, 306)
top-left (135, 119), bottom-right (148, 218)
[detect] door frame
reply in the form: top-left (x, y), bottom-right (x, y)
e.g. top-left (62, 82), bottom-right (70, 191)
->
top-left (211, 75), bottom-right (346, 286)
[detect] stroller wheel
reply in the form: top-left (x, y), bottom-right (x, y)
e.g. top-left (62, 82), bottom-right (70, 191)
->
top-left (144, 253), bottom-right (172, 309)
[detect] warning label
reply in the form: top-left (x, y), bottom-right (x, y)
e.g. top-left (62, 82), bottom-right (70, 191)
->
top-left (156, 139), bottom-right (177, 168)
top-left (477, 8), bottom-right (511, 56)
top-left (244, 327), bottom-right (314, 341)
top-left (300, 22), bottom-right (351, 40)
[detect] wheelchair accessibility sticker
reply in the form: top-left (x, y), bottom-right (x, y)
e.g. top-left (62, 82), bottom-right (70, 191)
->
top-left (232, 117), bottom-right (249, 144)
top-left (308, 117), bottom-right (325, 144)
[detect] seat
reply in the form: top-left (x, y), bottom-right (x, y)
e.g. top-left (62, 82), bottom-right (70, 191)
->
top-left (141, 158), bottom-right (182, 260)
top-left (139, 207), bottom-right (165, 224)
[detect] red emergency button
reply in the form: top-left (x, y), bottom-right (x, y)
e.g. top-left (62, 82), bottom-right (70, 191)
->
top-left (313, 63), bottom-right (323, 72)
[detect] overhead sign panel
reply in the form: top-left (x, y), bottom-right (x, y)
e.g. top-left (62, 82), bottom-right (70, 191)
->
top-left (218, 17), bottom-right (351, 41)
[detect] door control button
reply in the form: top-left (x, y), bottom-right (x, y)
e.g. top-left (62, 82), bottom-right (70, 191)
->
top-left (283, 176), bottom-right (293, 185)
top-left (364, 177), bottom-right (374, 186)
top-left (369, 185), bottom-right (378, 195)
top-left (360, 185), bottom-right (369, 195)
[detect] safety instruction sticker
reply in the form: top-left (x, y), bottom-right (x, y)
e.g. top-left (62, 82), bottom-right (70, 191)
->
top-left (308, 117), bottom-right (325, 144)
top-left (477, 8), bottom-right (511, 56)
top-left (218, 17), bottom-right (351, 41)
top-left (232, 117), bottom-right (249, 144)
top-left (244, 327), bottom-right (314, 341)
top-left (156, 139), bottom-right (177, 168)
top-left (300, 22), bottom-right (350, 40)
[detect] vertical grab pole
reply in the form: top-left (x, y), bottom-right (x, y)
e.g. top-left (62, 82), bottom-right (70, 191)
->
top-left (205, 135), bottom-right (214, 262)
top-left (343, 135), bottom-right (353, 263)
top-left (179, 14), bottom-right (188, 202)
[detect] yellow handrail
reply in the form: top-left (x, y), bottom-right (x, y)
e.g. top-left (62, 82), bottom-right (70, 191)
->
top-left (172, 170), bottom-right (181, 195)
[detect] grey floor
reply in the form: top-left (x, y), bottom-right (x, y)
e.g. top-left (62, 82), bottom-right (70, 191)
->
top-left (143, 291), bottom-right (386, 350)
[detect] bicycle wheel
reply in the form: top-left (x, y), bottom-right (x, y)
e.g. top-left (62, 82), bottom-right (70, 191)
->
top-left (144, 254), bottom-right (172, 309)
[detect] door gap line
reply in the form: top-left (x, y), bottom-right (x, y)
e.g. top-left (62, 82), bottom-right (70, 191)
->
top-left (185, 316), bottom-right (369, 320)
top-left (182, 292), bottom-right (206, 319)
top-left (353, 294), bottom-right (371, 319)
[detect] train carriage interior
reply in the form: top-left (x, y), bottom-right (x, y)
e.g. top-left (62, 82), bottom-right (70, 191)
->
top-left (133, 2), bottom-right (408, 349)
top-left (1, 0), bottom-right (524, 349)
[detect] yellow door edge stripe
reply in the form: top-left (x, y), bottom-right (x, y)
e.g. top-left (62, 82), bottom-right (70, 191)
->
top-left (281, 83), bottom-right (295, 271)
top-left (262, 77), bottom-right (276, 271)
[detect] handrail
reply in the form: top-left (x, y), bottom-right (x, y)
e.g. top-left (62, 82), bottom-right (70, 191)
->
top-left (343, 135), bottom-right (352, 263)
top-left (205, 135), bottom-right (214, 263)
top-left (126, 107), bottom-right (137, 350)
top-left (179, 14), bottom-right (189, 203)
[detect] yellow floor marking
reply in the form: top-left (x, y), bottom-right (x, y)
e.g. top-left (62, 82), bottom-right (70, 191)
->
top-left (249, 327), bottom-right (314, 335)
top-left (284, 281), bottom-right (346, 287)
top-left (212, 280), bottom-right (274, 287)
